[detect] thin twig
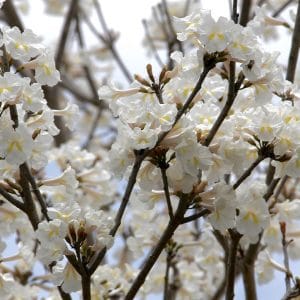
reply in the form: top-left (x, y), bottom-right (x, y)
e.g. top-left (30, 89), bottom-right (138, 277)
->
top-left (163, 252), bottom-right (171, 300)
top-left (59, 76), bottom-right (104, 108)
top-left (160, 167), bottom-right (174, 220)
top-left (92, 0), bottom-right (111, 38)
top-left (124, 196), bottom-right (189, 300)
top-left (142, 19), bottom-right (165, 68)
top-left (0, 186), bottom-right (25, 211)
top-left (161, 0), bottom-right (183, 53)
top-left (82, 109), bottom-right (102, 150)
top-left (75, 13), bottom-right (100, 99)
top-left (75, 12), bottom-right (104, 150)
top-left (55, 0), bottom-right (78, 69)
top-left (92, 0), bottom-right (133, 82)
top-left (280, 222), bottom-right (293, 293)
top-left (57, 287), bottom-right (72, 300)
top-left (21, 164), bottom-right (50, 221)
top-left (272, 0), bottom-right (295, 18)
top-left (264, 178), bottom-right (280, 201)
top-left (180, 209), bottom-right (210, 224)
top-left (88, 153), bottom-right (146, 274)
top-left (233, 156), bottom-right (265, 190)
top-left (204, 68), bottom-right (244, 147)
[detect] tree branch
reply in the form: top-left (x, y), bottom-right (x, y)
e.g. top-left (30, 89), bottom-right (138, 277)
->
top-left (55, 0), bottom-right (78, 69)
top-left (0, 186), bottom-right (25, 211)
top-left (241, 235), bottom-right (262, 300)
top-left (272, 0), bottom-right (295, 18)
top-left (142, 19), bottom-right (165, 68)
top-left (88, 153), bottom-right (146, 274)
top-left (92, 0), bottom-right (133, 83)
top-left (233, 155), bottom-right (265, 190)
top-left (21, 163), bottom-right (50, 221)
top-left (225, 230), bottom-right (242, 300)
top-left (204, 64), bottom-right (245, 146)
top-left (19, 164), bottom-right (39, 230)
top-left (286, 0), bottom-right (300, 83)
top-left (239, 0), bottom-right (252, 26)
top-left (124, 196), bottom-right (188, 300)
top-left (181, 209), bottom-right (210, 224)
top-left (160, 167), bottom-right (174, 220)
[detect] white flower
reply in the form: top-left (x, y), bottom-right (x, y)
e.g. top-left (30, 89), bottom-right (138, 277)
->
top-left (236, 183), bottom-right (270, 242)
top-left (285, 148), bottom-right (300, 178)
top-left (129, 125), bottom-right (158, 150)
top-left (275, 200), bottom-right (300, 222)
top-left (0, 72), bottom-right (23, 104)
top-left (41, 166), bottom-right (79, 193)
top-left (198, 14), bottom-right (234, 53)
top-left (208, 183), bottom-right (237, 231)
top-left (30, 132), bottom-right (53, 170)
top-left (249, 107), bottom-right (283, 142)
top-left (227, 26), bottom-right (257, 62)
top-left (98, 84), bottom-right (139, 116)
top-left (21, 81), bottom-right (46, 112)
top-left (0, 124), bottom-right (33, 165)
top-left (52, 262), bottom-right (81, 293)
top-left (0, 273), bottom-right (14, 300)
top-left (255, 251), bottom-right (275, 284)
top-left (166, 160), bottom-right (197, 193)
top-left (199, 74), bottom-right (228, 104)
top-left (175, 142), bottom-right (212, 177)
top-left (36, 239), bottom-right (67, 265)
top-left (53, 102), bottom-right (80, 130)
top-left (3, 26), bottom-right (42, 62)
top-left (84, 209), bottom-right (114, 250)
top-left (174, 11), bottom-right (210, 42)
top-left (26, 107), bottom-right (60, 136)
top-left (48, 202), bottom-right (81, 223)
top-left (36, 219), bottom-right (68, 244)
top-left (24, 49), bottom-right (60, 86)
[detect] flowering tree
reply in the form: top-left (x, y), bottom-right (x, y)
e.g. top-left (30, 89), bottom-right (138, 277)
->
top-left (0, 0), bottom-right (299, 299)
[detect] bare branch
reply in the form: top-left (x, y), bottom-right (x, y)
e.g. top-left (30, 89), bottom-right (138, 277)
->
top-left (125, 196), bottom-right (189, 300)
top-left (225, 230), bottom-right (242, 300)
top-left (272, 0), bottom-right (295, 18)
top-left (160, 167), bottom-right (174, 220)
top-left (233, 156), bottom-right (265, 190)
top-left (0, 186), bottom-right (25, 211)
top-left (142, 19), bottom-right (165, 68)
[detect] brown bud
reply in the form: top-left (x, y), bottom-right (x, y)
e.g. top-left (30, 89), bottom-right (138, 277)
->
top-left (77, 226), bottom-right (87, 244)
top-left (280, 221), bottom-right (286, 236)
top-left (276, 151), bottom-right (293, 162)
top-left (68, 224), bottom-right (77, 244)
top-left (146, 64), bottom-right (155, 83)
top-left (32, 129), bottom-right (41, 140)
top-left (159, 66), bottom-right (168, 84)
top-left (134, 74), bottom-right (151, 87)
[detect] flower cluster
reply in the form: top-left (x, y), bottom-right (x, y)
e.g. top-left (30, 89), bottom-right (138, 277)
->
top-left (99, 3), bottom-right (300, 295)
